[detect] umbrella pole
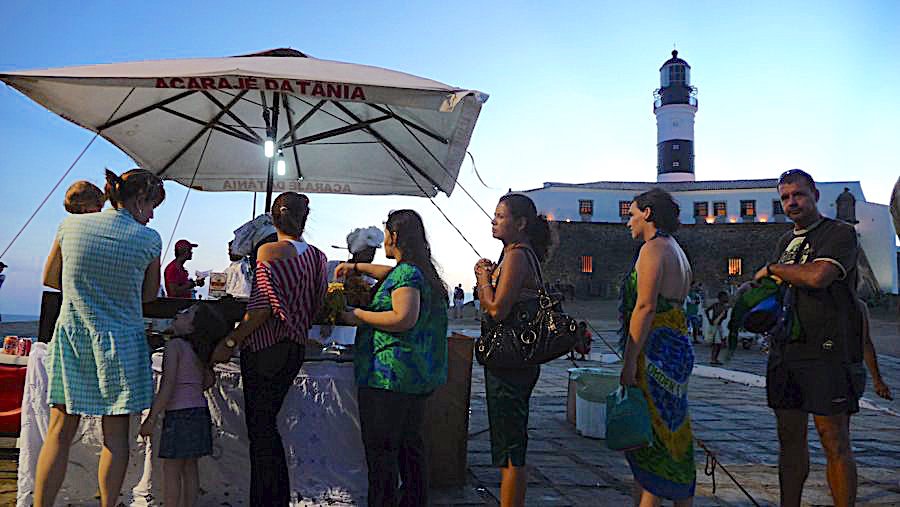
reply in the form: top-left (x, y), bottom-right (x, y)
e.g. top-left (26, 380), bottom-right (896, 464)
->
top-left (264, 157), bottom-right (274, 212)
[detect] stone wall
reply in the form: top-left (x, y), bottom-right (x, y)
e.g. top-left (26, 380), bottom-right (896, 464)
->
top-left (543, 221), bottom-right (793, 299)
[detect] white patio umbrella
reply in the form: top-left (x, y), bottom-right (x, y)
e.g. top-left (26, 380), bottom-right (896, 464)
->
top-left (0, 48), bottom-right (488, 209)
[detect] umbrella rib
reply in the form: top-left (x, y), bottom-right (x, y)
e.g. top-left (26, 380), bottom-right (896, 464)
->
top-left (290, 96), bottom-right (354, 127)
top-left (281, 94), bottom-right (303, 180)
top-left (157, 90), bottom-right (247, 177)
top-left (280, 115), bottom-right (392, 149)
top-left (366, 103), bottom-right (448, 144)
top-left (277, 100), bottom-right (325, 145)
top-left (157, 106), bottom-right (258, 144)
top-left (329, 101), bottom-right (442, 191)
top-left (98, 90), bottom-right (197, 131)
top-left (202, 91), bottom-right (263, 142)
top-left (386, 105), bottom-right (491, 218)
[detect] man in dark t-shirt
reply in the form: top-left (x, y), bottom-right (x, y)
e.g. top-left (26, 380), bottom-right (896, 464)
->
top-left (753, 169), bottom-right (860, 507)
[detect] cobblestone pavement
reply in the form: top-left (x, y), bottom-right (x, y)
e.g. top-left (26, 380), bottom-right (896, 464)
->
top-left (427, 353), bottom-right (900, 506)
top-left (435, 308), bottom-right (900, 506)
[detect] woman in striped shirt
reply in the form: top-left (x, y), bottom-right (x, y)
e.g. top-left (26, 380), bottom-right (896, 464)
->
top-left (211, 192), bottom-right (327, 507)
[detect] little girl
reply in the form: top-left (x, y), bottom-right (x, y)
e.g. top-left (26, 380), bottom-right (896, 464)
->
top-left (140, 302), bottom-right (230, 506)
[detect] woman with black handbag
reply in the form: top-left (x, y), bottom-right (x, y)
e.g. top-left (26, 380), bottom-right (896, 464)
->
top-left (474, 193), bottom-right (550, 507)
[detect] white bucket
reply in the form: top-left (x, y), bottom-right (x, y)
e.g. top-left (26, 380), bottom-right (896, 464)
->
top-left (575, 394), bottom-right (607, 439)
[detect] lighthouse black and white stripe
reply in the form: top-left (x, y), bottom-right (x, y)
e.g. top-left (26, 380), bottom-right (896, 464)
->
top-left (654, 50), bottom-right (698, 183)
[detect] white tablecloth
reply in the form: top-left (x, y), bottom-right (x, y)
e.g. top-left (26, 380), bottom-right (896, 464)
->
top-left (17, 343), bottom-right (367, 506)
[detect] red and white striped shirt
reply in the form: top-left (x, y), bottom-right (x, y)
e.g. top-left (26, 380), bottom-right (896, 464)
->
top-left (243, 242), bottom-right (327, 352)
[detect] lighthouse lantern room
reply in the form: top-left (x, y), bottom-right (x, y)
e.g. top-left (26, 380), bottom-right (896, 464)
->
top-left (654, 50), bottom-right (698, 182)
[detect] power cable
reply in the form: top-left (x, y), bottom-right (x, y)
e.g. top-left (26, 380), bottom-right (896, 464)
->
top-left (386, 105), bottom-right (493, 220)
top-left (0, 88), bottom-right (136, 260)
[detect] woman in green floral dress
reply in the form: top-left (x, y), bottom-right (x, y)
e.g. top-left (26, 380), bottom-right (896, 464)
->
top-left (338, 209), bottom-right (448, 507)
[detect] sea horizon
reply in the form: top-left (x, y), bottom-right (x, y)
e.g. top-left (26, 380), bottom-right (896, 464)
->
top-left (1, 314), bottom-right (40, 323)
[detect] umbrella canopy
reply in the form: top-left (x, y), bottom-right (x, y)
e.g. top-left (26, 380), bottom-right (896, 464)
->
top-left (1, 48), bottom-right (488, 200)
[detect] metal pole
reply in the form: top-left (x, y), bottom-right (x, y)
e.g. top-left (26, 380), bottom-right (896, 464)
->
top-left (252, 192), bottom-right (257, 219)
top-left (264, 158), bottom-right (274, 212)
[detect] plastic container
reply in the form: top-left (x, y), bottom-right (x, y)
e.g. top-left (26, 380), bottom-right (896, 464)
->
top-left (571, 367), bottom-right (621, 439)
top-left (567, 367), bottom-right (594, 425)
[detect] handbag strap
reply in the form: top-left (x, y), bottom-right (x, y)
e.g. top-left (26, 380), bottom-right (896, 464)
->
top-left (517, 245), bottom-right (546, 290)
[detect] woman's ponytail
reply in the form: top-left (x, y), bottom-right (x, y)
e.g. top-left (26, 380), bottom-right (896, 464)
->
top-left (104, 169), bottom-right (125, 208)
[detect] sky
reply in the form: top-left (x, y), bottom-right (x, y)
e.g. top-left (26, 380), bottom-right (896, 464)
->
top-left (1, 0), bottom-right (898, 316)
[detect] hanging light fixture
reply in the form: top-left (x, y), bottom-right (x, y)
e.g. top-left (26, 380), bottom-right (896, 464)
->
top-left (264, 139), bottom-right (275, 158)
top-left (276, 149), bottom-right (286, 175)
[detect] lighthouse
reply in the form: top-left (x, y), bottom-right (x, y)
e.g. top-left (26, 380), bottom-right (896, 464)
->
top-left (654, 50), bottom-right (698, 182)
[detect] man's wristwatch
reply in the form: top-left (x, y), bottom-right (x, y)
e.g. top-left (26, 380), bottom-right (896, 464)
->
top-left (765, 263), bottom-right (774, 277)
top-left (224, 338), bottom-right (237, 348)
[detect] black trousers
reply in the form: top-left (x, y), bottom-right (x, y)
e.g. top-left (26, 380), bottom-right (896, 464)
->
top-left (240, 341), bottom-right (304, 507)
top-left (358, 386), bottom-right (431, 507)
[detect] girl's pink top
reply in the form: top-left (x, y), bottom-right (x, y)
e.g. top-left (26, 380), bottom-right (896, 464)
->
top-left (164, 338), bottom-right (207, 411)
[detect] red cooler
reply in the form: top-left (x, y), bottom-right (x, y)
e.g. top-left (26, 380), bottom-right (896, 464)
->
top-left (0, 357), bottom-right (28, 435)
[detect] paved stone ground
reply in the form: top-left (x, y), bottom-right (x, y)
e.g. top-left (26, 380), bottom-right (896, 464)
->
top-left (427, 350), bottom-right (900, 506)
top-left (3, 307), bottom-right (898, 505)
top-left (433, 303), bottom-right (900, 506)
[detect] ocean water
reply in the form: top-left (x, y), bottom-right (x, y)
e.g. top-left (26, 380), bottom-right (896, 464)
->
top-left (1, 314), bottom-right (39, 323)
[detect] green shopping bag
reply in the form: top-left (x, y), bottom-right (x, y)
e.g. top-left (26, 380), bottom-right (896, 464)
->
top-left (605, 386), bottom-right (652, 451)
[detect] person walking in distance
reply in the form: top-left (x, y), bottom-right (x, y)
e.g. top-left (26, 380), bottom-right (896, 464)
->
top-left (705, 291), bottom-right (729, 365)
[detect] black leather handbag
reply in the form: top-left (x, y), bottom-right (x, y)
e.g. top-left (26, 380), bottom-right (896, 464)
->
top-left (475, 248), bottom-right (578, 368)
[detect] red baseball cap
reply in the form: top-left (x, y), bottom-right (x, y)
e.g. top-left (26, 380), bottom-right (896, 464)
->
top-left (174, 239), bottom-right (198, 252)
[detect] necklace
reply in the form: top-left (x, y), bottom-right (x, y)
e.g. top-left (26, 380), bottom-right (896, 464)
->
top-left (650, 230), bottom-right (669, 241)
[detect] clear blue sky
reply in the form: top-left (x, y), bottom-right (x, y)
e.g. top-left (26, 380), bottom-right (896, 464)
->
top-left (1, 1), bottom-right (898, 316)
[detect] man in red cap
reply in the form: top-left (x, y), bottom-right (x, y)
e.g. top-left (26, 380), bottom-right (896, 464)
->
top-left (164, 240), bottom-right (204, 298)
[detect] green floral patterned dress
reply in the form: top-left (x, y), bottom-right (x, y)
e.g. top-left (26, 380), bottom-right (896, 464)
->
top-left (354, 263), bottom-right (448, 394)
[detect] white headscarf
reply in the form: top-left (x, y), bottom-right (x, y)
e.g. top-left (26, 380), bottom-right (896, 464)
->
top-left (346, 226), bottom-right (385, 254)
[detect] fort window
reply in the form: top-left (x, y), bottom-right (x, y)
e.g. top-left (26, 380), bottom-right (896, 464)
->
top-left (581, 255), bottom-right (593, 274)
top-left (693, 201), bottom-right (709, 217)
top-left (579, 199), bottom-right (594, 216)
top-left (772, 200), bottom-right (784, 215)
top-left (713, 202), bottom-right (727, 217)
top-left (740, 200), bottom-right (756, 217)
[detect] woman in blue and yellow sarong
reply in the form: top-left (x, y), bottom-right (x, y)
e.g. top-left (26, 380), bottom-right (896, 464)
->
top-left (620, 189), bottom-right (696, 505)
